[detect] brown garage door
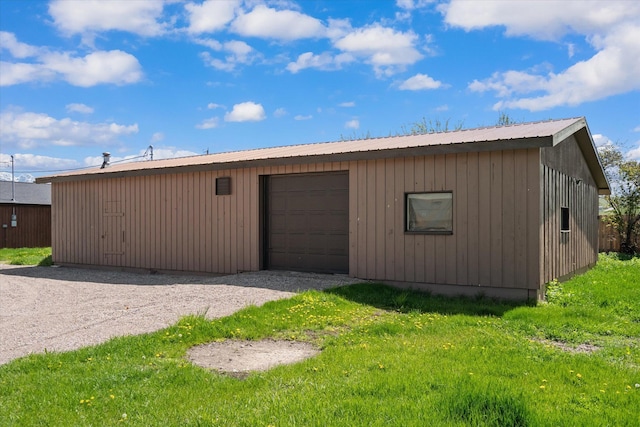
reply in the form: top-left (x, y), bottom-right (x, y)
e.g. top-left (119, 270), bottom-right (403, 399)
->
top-left (267, 172), bottom-right (349, 274)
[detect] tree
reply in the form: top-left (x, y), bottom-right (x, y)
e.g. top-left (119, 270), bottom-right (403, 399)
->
top-left (598, 144), bottom-right (640, 254)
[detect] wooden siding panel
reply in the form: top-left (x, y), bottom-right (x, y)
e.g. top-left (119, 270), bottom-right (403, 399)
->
top-left (424, 156), bottom-right (435, 283)
top-left (527, 149), bottom-right (541, 293)
top-left (455, 153), bottom-right (468, 285)
top-left (0, 205), bottom-right (51, 248)
top-left (490, 151), bottom-right (503, 287)
top-left (445, 154), bottom-right (457, 285)
top-left (356, 160), bottom-right (367, 278)
top-left (375, 159), bottom-right (387, 280)
top-left (385, 158), bottom-right (396, 281)
top-left (366, 160), bottom-right (377, 278)
top-left (478, 152), bottom-right (491, 286)
top-left (502, 150), bottom-right (516, 288)
top-left (413, 156), bottom-right (426, 283)
top-left (394, 158), bottom-right (405, 282)
top-left (348, 164), bottom-right (358, 277)
top-left (404, 157), bottom-right (415, 282)
top-left (466, 152), bottom-right (479, 285)
top-left (514, 150), bottom-right (528, 288)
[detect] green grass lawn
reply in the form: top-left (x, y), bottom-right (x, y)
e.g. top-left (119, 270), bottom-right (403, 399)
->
top-left (1, 253), bottom-right (638, 426)
top-left (0, 247), bottom-right (52, 266)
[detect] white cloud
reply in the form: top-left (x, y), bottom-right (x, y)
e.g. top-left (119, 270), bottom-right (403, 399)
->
top-left (442, 1), bottom-right (640, 111)
top-left (49, 0), bottom-right (167, 37)
top-left (345, 119), bottom-right (360, 129)
top-left (66, 103), bottom-right (94, 114)
top-left (196, 117), bottom-right (219, 129)
top-left (198, 39), bottom-right (258, 71)
top-left (207, 103), bottom-right (224, 110)
top-left (398, 73), bottom-right (442, 90)
top-left (0, 152), bottom-right (79, 173)
top-left (633, 125), bottom-right (640, 132)
top-left (150, 132), bottom-right (164, 143)
top-left (396, 0), bottom-right (434, 10)
top-left (334, 24), bottom-right (423, 76)
top-left (436, 104), bottom-right (449, 112)
top-left (0, 31), bottom-right (41, 58)
top-left (339, 101), bottom-right (355, 107)
top-left (592, 134), bottom-right (613, 148)
top-left (42, 50), bottom-right (143, 87)
top-left (0, 35), bottom-right (143, 87)
top-left (294, 115), bottom-right (312, 121)
top-left (273, 107), bottom-right (287, 118)
top-left (224, 102), bottom-right (266, 122)
top-left (231, 5), bottom-right (325, 41)
top-left (286, 51), bottom-right (353, 73)
top-left (0, 109), bottom-right (138, 149)
top-left (186, 0), bottom-right (240, 34)
top-left (628, 142), bottom-right (640, 161)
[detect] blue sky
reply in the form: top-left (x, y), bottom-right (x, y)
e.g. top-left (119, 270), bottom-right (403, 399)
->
top-left (1, 0), bottom-right (639, 181)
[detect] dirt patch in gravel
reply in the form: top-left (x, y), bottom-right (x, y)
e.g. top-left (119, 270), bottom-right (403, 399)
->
top-left (187, 339), bottom-right (320, 377)
top-left (0, 264), bottom-right (365, 365)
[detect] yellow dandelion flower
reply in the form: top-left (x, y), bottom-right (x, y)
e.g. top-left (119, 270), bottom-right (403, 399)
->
top-left (539, 385), bottom-right (546, 389)
top-left (576, 373), bottom-right (582, 378)
top-left (110, 394), bottom-right (115, 399)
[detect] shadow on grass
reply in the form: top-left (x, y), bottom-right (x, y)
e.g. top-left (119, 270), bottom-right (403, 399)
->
top-left (326, 282), bottom-right (533, 317)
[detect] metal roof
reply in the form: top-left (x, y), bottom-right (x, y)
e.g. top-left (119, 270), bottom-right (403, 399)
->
top-left (36, 117), bottom-right (608, 192)
top-left (0, 181), bottom-right (52, 205)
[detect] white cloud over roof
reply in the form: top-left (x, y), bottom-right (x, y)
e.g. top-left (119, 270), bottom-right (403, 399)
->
top-left (399, 73), bottom-right (442, 90)
top-left (0, 109), bottom-right (138, 149)
top-left (0, 33), bottom-right (143, 87)
top-left (224, 102), bottom-right (266, 122)
top-left (443, 0), bottom-right (640, 111)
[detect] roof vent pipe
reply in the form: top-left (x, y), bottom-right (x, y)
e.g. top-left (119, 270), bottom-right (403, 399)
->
top-left (101, 152), bottom-right (111, 169)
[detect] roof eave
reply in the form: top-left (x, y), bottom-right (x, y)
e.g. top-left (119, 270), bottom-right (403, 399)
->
top-left (36, 136), bottom-right (552, 183)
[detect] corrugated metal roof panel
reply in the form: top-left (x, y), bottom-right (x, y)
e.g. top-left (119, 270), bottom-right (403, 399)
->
top-left (38, 117), bottom-right (584, 181)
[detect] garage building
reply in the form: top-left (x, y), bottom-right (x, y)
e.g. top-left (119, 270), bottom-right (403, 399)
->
top-left (37, 117), bottom-right (609, 300)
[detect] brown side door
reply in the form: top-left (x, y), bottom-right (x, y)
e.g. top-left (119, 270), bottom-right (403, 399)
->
top-left (266, 172), bottom-right (349, 274)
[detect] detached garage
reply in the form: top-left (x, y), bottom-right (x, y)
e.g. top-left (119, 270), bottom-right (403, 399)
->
top-left (37, 117), bottom-right (609, 300)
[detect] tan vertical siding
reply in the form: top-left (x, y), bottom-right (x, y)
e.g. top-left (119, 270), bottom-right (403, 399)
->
top-left (50, 153), bottom-right (548, 295)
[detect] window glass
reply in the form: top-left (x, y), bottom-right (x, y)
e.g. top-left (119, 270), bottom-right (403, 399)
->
top-left (561, 206), bottom-right (570, 232)
top-left (406, 192), bottom-right (453, 233)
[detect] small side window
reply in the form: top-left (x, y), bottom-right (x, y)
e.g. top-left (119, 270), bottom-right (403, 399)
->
top-left (406, 192), bottom-right (453, 234)
top-left (561, 207), bottom-right (570, 232)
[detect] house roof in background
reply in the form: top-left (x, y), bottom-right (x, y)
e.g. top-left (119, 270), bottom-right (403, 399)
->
top-left (36, 117), bottom-right (609, 193)
top-left (0, 182), bottom-right (51, 205)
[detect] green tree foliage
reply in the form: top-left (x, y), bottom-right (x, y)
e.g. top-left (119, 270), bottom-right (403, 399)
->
top-left (599, 144), bottom-right (640, 253)
top-left (398, 117), bottom-right (465, 135)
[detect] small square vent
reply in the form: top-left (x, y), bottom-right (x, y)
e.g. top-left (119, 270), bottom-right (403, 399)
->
top-left (216, 177), bottom-right (231, 195)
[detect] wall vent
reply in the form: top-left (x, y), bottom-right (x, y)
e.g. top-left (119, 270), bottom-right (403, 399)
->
top-left (216, 177), bottom-right (231, 195)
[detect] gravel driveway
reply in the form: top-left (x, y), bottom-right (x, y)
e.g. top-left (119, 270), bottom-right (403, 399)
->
top-left (0, 264), bottom-right (364, 365)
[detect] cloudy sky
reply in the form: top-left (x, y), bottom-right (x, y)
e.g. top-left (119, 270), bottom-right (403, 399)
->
top-left (1, 0), bottom-right (639, 180)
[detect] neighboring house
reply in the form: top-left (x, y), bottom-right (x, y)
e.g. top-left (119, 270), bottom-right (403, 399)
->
top-left (37, 117), bottom-right (609, 300)
top-left (0, 181), bottom-right (52, 248)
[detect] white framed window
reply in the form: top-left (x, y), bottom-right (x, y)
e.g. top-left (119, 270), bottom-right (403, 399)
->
top-left (406, 192), bottom-right (453, 234)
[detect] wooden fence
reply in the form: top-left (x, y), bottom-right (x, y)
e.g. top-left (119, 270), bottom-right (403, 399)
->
top-left (598, 216), bottom-right (639, 253)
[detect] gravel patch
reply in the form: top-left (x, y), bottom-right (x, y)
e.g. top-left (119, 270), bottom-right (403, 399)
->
top-left (0, 264), bottom-right (365, 365)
